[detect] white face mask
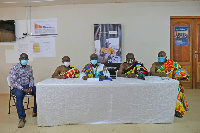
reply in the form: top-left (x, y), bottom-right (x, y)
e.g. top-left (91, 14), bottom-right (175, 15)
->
top-left (64, 62), bottom-right (70, 67)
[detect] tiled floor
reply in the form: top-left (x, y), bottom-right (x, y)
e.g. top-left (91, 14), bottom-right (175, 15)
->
top-left (0, 89), bottom-right (200, 133)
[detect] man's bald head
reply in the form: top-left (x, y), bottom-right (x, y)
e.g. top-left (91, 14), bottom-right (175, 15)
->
top-left (126, 53), bottom-right (134, 59)
top-left (62, 56), bottom-right (70, 63)
top-left (126, 53), bottom-right (135, 64)
top-left (158, 51), bottom-right (166, 57)
top-left (19, 53), bottom-right (29, 61)
top-left (90, 53), bottom-right (98, 60)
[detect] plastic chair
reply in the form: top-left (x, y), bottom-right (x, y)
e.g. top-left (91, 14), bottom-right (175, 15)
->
top-left (115, 70), bottom-right (118, 78)
top-left (7, 76), bottom-right (33, 114)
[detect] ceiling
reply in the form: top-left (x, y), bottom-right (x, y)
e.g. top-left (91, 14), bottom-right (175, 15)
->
top-left (0, 0), bottom-right (199, 7)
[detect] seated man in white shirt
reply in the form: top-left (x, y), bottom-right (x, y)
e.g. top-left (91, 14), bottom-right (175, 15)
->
top-left (80, 53), bottom-right (110, 80)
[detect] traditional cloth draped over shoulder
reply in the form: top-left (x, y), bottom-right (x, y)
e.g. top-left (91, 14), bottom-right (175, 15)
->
top-left (156, 59), bottom-right (189, 80)
top-left (123, 60), bottom-right (148, 76)
top-left (58, 65), bottom-right (80, 78)
top-left (156, 59), bottom-right (189, 117)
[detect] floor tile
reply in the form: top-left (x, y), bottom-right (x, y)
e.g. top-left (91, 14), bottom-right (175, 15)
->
top-left (138, 123), bottom-right (167, 133)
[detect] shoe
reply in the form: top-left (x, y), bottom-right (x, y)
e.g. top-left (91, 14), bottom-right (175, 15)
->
top-left (18, 119), bottom-right (26, 128)
top-left (32, 112), bottom-right (37, 117)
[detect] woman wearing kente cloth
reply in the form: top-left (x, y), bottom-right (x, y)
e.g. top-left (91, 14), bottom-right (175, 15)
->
top-left (150, 51), bottom-right (189, 118)
top-left (117, 53), bottom-right (148, 79)
top-left (52, 56), bottom-right (80, 79)
top-left (80, 53), bottom-right (110, 80)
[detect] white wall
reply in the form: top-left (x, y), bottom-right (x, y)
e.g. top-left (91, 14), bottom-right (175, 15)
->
top-left (0, 1), bottom-right (200, 93)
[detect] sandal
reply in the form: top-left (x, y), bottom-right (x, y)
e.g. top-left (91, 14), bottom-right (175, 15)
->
top-left (175, 111), bottom-right (183, 118)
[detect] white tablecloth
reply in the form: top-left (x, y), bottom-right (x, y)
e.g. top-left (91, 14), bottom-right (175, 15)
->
top-left (36, 76), bottom-right (179, 126)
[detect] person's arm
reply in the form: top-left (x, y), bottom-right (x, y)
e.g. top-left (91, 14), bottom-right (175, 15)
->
top-left (150, 63), bottom-right (167, 77)
top-left (9, 67), bottom-right (23, 90)
top-left (117, 64), bottom-right (126, 77)
top-left (117, 64), bottom-right (137, 78)
top-left (52, 67), bottom-right (65, 79)
top-left (80, 65), bottom-right (88, 80)
top-left (150, 63), bottom-right (159, 76)
top-left (29, 66), bottom-right (34, 88)
top-left (127, 73), bottom-right (136, 78)
top-left (28, 66), bottom-right (34, 93)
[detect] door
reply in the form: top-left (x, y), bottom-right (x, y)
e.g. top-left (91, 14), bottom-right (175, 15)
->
top-left (170, 17), bottom-right (200, 89)
top-left (194, 19), bottom-right (200, 89)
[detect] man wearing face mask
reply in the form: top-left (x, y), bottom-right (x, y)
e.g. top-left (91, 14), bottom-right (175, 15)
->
top-left (80, 53), bottom-right (110, 80)
top-left (117, 53), bottom-right (148, 78)
top-left (52, 56), bottom-right (79, 79)
top-left (150, 51), bottom-right (168, 77)
top-left (9, 53), bottom-right (37, 128)
top-left (150, 51), bottom-right (189, 118)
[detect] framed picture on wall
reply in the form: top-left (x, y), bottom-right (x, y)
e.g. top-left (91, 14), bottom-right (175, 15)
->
top-left (0, 20), bottom-right (15, 42)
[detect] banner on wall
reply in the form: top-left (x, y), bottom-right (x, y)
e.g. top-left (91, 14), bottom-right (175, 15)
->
top-left (94, 24), bottom-right (122, 64)
top-left (174, 26), bottom-right (189, 46)
top-left (31, 18), bottom-right (58, 36)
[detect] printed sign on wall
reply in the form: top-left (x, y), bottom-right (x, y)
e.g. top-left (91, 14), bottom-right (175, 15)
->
top-left (174, 26), bottom-right (189, 46)
top-left (94, 24), bottom-right (122, 64)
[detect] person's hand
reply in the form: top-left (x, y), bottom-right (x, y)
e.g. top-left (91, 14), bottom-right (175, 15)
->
top-left (99, 75), bottom-right (106, 79)
top-left (28, 87), bottom-right (33, 94)
top-left (82, 76), bottom-right (88, 80)
top-left (22, 89), bottom-right (31, 95)
top-left (159, 73), bottom-right (167, 77)
top-left (127, 73), bottom-right (136, 78)
top-left (58, 76), bottom-right (66, 79)
top-left (23, 89), bottom-right (28, 94)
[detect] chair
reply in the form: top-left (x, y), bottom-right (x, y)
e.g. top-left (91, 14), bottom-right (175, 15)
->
top-left (7, 76), bottom-right (33, 114)
top-left (106, 63), bottom-right (121, 79)
top-left (115, 70), bottom-right (118, 78)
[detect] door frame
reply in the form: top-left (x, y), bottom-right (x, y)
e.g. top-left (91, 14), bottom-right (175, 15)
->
top-left (170, 16), bottom-right (200, 89)
top-left (194, 19), bottom-right (200, 89)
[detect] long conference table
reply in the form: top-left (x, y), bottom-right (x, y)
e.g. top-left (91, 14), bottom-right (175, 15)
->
top-left (36, 76), bottom-right (179, 126)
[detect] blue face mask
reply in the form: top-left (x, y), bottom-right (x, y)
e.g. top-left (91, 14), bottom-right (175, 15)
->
top-left (21, 60), bottom-right (28, 65)
top-left (158, 57), bottom-right (165, 63)
top-left (91, 60), bottom-right (98, 65)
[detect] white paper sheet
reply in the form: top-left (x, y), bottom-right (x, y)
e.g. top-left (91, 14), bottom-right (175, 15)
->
top-left (14, 36), bottom-right (56, 58)
top-left (30, 37), bottom-right (56, 58)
